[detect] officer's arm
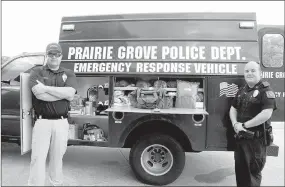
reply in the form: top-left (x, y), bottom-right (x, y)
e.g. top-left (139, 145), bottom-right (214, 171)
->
top-left (229, 106), bottom-right (238, 127)
top-left (44, 71), bottom-right (77, 101)
top-left (244, 89), bottom-right (276, 128)
top-left (29, 68), bottom-right (61, 101)
top-left (35, 92), bottom-right (61, 102)
top-left (243, 109), bottom-right (273, 128)
top-left (229, 90), bottom-right (240, 127)
top-left (45, 87), bottom-right (76, 101)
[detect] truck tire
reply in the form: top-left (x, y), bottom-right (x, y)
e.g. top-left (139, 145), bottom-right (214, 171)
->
top-left (129, 134), bottom-right (185, 185)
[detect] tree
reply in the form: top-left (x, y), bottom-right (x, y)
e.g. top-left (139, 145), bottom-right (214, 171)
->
top-left (262, 34), bottom-right (284, 67)
top-left (1, 56), bottom-right (11, 64)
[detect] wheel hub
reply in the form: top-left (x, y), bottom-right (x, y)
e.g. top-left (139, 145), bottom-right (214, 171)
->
top-left (150, 148), bottom-right (166, 163)
top-left (141, 144), bottom-right (173, 176)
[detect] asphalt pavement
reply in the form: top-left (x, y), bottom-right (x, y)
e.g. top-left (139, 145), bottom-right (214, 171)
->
top-left (1, 128), bottom-right (284, 186)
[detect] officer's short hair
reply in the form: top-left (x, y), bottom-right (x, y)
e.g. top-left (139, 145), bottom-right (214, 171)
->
top-left (246, 61), bottom-right (262, 72)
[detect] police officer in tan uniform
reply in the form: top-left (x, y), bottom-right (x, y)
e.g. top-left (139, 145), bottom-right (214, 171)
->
top-left (28, 43), bottom-right (77, 186)
top-left (229, 61), bottom-right (277, 187)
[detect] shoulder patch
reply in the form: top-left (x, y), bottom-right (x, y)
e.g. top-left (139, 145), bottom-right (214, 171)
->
top-left (262, 81), bottom-right (270, 87)
top-left (64, 68), bottom-right (75, 76)
top-left (266, 91), bottom-right (275, 98)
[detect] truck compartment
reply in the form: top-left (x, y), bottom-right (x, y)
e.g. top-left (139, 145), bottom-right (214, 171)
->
top-left (67, 76), bottom-right (110, 146)
top-left (108, 75), bottom-right (208, 115)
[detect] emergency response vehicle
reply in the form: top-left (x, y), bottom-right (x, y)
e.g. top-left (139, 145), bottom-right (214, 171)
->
top-left (4, 12), bottom-right (285, 185)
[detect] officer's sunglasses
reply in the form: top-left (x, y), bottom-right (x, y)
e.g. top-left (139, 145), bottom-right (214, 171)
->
top-left (47, 53), bottom-right (62, 58)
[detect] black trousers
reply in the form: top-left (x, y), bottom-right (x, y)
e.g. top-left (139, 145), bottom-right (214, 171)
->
top-left (234, 138), bottom-right (267, 187)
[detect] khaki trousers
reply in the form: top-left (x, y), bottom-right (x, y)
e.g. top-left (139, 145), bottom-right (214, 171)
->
top-left (28, 118), bottom-right (69, 186)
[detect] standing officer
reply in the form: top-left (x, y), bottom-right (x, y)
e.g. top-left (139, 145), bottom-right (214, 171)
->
top-left (229, 61), bottom-right (277, 187)
top-left (28, 43), bottom-right (77, 186)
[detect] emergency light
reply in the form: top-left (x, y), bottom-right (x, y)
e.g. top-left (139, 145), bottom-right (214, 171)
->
top-left (62, 24), bottom-right (75, 31)
top-left (239, 21), bottom-right (255, 29)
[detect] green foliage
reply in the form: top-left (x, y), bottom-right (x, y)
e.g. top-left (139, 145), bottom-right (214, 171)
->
top-left (1, 56), bottom-right (11, 64)
top-left (262, 34), bottom-right (284, 67)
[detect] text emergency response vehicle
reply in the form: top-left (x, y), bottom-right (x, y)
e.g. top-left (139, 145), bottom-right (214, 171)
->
top-left (19, 13), bottom-right (284, 185)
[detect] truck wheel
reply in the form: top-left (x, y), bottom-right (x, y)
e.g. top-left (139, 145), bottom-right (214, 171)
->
top-left (129, 134), bottom-right (185, 185)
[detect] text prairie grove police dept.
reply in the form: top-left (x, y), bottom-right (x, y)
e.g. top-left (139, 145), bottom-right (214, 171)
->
top-left (65, 45), bottom-right (250, 75)
top-left (67, 45), bottom-right (244, 60)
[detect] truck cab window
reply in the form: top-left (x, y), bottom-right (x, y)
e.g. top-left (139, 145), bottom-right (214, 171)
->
top-left (1, 55), bottom-right (45, 83)
top-left (262, 34), bottom-right (284, 68)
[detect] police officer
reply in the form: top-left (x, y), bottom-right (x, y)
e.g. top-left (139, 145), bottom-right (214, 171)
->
top-left (28, 43), bottom-right (77, 186)
top-left (229, 61), bottom-right (277, 187)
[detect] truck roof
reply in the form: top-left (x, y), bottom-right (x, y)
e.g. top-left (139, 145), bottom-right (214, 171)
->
top-left (61, 12), bottom-right (256, 22)
top-left (1, 52), bottom-right (45, 69)
top-left (59, 12), bottom-right (257, 42)
top-left (59, 12), bottom-right (259, 75)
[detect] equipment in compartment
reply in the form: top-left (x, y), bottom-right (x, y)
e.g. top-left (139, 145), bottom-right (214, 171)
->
top-left (69, 94), bottom-right (84, 114)
top-left (79, 84), bottom-right (108, 116)
top-left (103, 83), bottom-right (109, 95)
top-left (129, 88), bottom-right (174, 109)
top-left (113, 90), bottom-right (131, 106)
top-left (167, 81), bottom-right (177, 88)
top-left (82, 123), bottom-right (107, 142)
top-left (156, 89), bottom-right (174, 109)
top-left (69, 122), bottom-right (79, 139)
top-left (175, 80), bottom-right (199, 109)
top-left (114, 77), bottom-right (204, 110)
top-left (85, 101), bottom-right (93, 115)
top-left (95, 100), bottom-right (109, 115)
top-left (87, 85), bottom-right (99, 102)
top-left (154, 80), bottom-right (167, 88)
top-left (136, 88), bottom-right (159, 109)
top-left (115, 80), bottom-right (129, 87)
top-left (136, 80), bottom-right (151, 88)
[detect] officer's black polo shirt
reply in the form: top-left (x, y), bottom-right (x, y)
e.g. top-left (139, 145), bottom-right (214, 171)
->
top-left (232, 81), bottom-right (277, 131)
top-left (29, 65), bottom-right (77, 118)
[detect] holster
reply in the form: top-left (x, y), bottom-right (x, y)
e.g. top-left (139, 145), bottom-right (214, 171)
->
top-left (234, 130), bottom-right (255, 140)
top-left (265, 126), bottom-right (274, 146)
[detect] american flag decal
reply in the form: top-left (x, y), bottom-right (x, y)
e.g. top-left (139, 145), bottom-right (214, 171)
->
top-left (219, 82), bottom-right (239, 97)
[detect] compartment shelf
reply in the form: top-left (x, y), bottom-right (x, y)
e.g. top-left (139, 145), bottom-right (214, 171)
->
top-left (114, 87), bottom-right (204, 92)
top-left (69, 114), bottom-right (108, 119)
top-left (106, 105), bottom-right (208, 115)
top-left (68, 139), bottom-right (108, 147)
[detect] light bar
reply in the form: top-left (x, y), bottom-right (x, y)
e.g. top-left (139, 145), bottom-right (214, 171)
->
top-left (62, 24), bottom-right (75, 31)
top-left (239, 21), bottom-right (255, 29)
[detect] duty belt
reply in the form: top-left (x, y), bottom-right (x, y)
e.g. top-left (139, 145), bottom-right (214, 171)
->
top-left (235, 130), bottom-right (265, 140)
top-left (36, 114), bottom-right (68, 120)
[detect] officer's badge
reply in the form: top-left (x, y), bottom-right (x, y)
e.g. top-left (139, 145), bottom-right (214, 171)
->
top-left (62, 73), bottom-right (67, 82)
top-left (252, 90), bottom-right (259, 97)
top-left (266, 91), bottom-right (275, 98)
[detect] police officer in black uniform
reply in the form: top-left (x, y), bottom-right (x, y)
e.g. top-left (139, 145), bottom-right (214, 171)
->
top-left (230, 61), bottom-right (277, 187)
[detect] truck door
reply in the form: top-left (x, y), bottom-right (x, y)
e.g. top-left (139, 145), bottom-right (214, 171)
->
top-left (1, 54), bottom-right (44, 139)
top-left (20, 73), bottom-right (34, 155)
top-left (206, 76), bottom-right (244, 150)
top-left (258, 26), bottom-right (285, 122)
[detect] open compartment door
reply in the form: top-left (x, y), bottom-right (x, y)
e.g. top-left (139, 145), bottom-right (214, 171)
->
top-left (20, 73), bottom-right (33, 155)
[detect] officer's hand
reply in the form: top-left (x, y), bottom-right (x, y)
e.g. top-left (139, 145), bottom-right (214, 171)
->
top-left (233, 122), bottom-right (241, 133)
top-left (32, 80), bottom-right (47, 95)
top-left (234, 122), bottom-right (247, 133)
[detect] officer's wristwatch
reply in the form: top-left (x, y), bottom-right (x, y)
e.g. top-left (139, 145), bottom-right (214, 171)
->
top-left (242, 123), bottom-right (246, 128)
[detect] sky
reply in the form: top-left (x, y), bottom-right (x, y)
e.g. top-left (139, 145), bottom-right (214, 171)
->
top-left (1, 1), bottom-right (284, 57)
